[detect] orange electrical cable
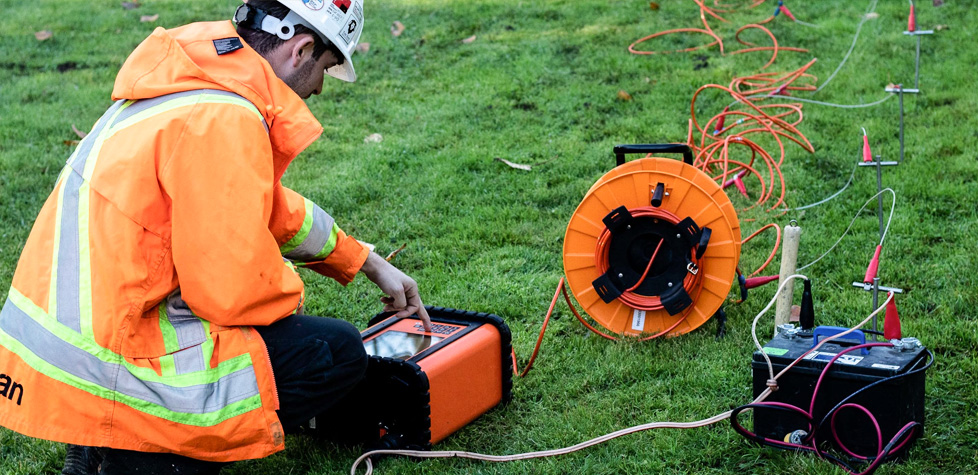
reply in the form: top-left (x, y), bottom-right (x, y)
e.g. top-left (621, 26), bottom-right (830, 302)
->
top-left (625, 239), bottom-right (665, 293)
top-left (629, 0), bottom-right (805, 63)
top-left (740, 223), bottom-right (782, 276)
top-left (511, 272), bottom-right (694, 379)
top-left (510, 277), bottom-right (564, 378)
top-left (629, 2), bottom-right (822, 220)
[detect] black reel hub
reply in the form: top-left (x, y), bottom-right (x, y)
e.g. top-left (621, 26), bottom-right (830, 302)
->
top-left (592, 206), bottom-right (709, 315)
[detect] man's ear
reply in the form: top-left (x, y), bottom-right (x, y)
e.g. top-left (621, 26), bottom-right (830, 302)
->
top-left (289, 33), bottom-right (317, 69)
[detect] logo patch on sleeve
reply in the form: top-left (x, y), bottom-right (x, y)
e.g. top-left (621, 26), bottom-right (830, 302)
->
top-left (213, 37), bottom-right (244, 55)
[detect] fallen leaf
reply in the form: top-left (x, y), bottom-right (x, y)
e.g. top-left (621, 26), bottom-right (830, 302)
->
top-left (617, 90), bottom-right (633, 101)
top-left (494, 157), bottom-right (532, 171)
top-left (121, 1), bottom-right (140, 10)
top-left (34, 30), bottom-right (52, 41)
top-left (140, 14), bottom-right (159, 22)
top-left (649, 2), bottom-right (660, 10)
top-left (364, 133), bottom-right (383, 143)
top-left (385, 243), bottom-right (407, 262)
top-left (71, 124), bottom-right (88, 139)
top-left (355, 42), bottom-right (370, 53)
top-left (461, 35), bottom-right (477, 44)
top-left (934, 24), bottom-right (949, 31)
top-left (391, 21), bottom-right (405, 37)
top-left (63, 140), bottom-right (80, 146)
top-left (865, 12), bottom-right (879, 19)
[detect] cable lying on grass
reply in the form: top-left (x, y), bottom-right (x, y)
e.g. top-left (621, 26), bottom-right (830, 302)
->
top-left (350, 276), bottom-right (895, 475)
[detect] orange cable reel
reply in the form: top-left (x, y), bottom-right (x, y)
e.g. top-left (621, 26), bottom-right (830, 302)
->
top-left (563, 144), bottom-right (741, 339)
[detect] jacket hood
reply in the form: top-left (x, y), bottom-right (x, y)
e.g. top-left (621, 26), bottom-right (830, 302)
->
top-left (112, 21), bottom-right (323, 180)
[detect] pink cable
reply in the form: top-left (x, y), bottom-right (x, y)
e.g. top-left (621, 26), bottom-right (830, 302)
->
top-left (808, 343), bottom-right (892, 416)
top-left (831, 403), bottom-right (883, 459)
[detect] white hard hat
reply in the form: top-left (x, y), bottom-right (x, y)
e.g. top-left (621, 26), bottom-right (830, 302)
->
top-left (235, 0), bottom-right (364, 82)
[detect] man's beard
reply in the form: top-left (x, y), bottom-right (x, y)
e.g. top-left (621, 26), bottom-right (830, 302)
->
top-left (284, 58), bottom-right (319, 98)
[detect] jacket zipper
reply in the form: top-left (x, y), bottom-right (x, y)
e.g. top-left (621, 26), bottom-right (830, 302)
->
top-left (255, 330), bottom-right (280, 411)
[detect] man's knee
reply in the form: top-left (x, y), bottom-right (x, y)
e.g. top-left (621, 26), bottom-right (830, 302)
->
top-left (329, 319), bottom-right (368, 381)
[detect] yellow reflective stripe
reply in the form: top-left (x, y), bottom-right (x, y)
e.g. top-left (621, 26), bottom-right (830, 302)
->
top-left (0, 319), bottom-right (261, 426)
top-left (158, 305), bottom-right (180, 354)
top-left (281, 199), bottom-right (315, 255)
top-left (159, 354), bottom-right (177, 377)
top-left (48, 100), bottom-right (130, 329)
top-left (77, 179), bottom-right (94, 338)
top-left (313, 223), bottom-right (341, 259)
top-left (81, 100), bottom-right (133, 180)
top-left (199, 319), bottom-right (214, 369)
top-left (106, 95), bottom-right (263, 140)
top-left (47, 177), bottom-right (68, 316)
top-left (8, 287), bottom-right (252, 386)
top-left (74, 102), bottom-right (132, 337)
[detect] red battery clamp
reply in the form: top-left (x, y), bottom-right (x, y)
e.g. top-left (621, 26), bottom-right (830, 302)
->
top-left (354, 306), bottom-right (512, 452)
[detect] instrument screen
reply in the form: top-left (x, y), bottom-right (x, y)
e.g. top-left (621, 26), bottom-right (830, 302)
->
top-left (364, 330), bottom-right (443, 360)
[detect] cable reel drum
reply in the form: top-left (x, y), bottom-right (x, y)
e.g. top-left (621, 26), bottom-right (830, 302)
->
top-left (563, 144), bottom-right (741, 337)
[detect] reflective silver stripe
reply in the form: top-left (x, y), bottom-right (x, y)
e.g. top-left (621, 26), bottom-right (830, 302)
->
top-left (57, 99), bottom-right (128, 332)
top-left (67, 100), bottom-right (125, 174)
top-left (108, 89), bottom-right (269, 133)
top-left (173, 345), bottom-right (206, 374)
top-left (164, 290), bottom-right (208, 375)
top-left (283, 204), bottom-right (335, 261)
top-left (0, 299), bottom-right (259, 414)
top-left (165, 290), bottom-right (207, 349)
top-left (29, 89), bottom-right (270, 414)
top-left (56, 172), bottom-right (83, 332)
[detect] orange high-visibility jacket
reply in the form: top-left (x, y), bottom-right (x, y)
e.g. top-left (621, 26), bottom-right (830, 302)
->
top-left (0, 21), bottom-right (368, 462)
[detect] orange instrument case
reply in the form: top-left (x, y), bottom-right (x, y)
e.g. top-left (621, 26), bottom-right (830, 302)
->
top-left (357, 306), bottom-right (512, 450)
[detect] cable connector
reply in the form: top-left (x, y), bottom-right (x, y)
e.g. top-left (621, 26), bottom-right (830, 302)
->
top-left (862, 128), bottom-right (873, 163)
top-left (733, 174), bottom-right (749, 198)
top-left (799, 279), bottom-right (814, 330)
top-left (745, 275), bottom-right (779, 289)
top-left (722, 169), bottom-right (747, 190)
top-left (863, 245), bottom-right (882, 283)
top-left (780, 2), bottom-right (797, 21)
top-left (713, 106), bottom-right (729, 135)
top-left (907, 3), bottom-right (916, 32)
top-left (738, 273), bottom-right (748, 302)
top-left (884, 296), bottom-right (902, 340)
top-left (784, 429), bottom-right (808, 445)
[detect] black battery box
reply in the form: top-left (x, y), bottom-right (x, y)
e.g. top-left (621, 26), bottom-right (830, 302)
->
top-left (751, 325), bottom-right (929, 457)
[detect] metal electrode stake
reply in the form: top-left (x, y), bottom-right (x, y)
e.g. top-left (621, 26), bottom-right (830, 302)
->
top-left (884, 85), bottom-right (917, 163)
top-left (903, 28), bottom-right (933, 90)
top-left (872, 277), bottom-right (881, 340)
top-left (912, 35), bottom-right (920, 89)
top-left (915, 35), bottom-right (921, 88)
top-left (774, 223), bottom-right (801, 337)
top-left (899, 88), bottom-right (905, 163)
top-left (876, 156), bottom-right (885, 238)
top-left (853, 147), bottom-right (904, 337)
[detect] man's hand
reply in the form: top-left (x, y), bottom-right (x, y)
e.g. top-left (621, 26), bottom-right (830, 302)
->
top-left (360, 252), bottom-right (431, 331)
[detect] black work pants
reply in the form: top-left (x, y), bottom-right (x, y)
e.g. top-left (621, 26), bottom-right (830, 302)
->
top-left (92, 314), bottom-right (368, 475)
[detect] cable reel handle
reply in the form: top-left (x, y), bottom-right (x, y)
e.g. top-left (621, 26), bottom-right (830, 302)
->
top-left (613, 143), bottom-right (694, 167)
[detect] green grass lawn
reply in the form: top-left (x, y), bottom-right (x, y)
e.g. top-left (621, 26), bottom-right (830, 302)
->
top-left (2, 0), bottom-right (977, 474)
